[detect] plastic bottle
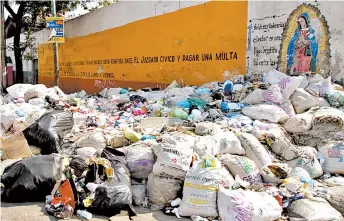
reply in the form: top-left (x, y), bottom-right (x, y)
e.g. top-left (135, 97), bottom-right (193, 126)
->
top-left (170, 198), bottom-right (182, 206)
top-left (76, 210), bottom-right (92, 220)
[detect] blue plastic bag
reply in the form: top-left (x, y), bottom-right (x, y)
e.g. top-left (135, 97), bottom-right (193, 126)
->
top-left (223, 81), bottom-right (233, 95)
top-left (176, 100), bottom-right (191, 109)
top-left (196, 87), bottom-right (211, 95)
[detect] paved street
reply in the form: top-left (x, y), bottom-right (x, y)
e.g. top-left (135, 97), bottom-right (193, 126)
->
top-left (1, 202), bottom-right (189, 221)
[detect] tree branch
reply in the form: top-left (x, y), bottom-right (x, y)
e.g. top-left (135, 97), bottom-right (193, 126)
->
top-left (4, 1), bottom-right (17, 19)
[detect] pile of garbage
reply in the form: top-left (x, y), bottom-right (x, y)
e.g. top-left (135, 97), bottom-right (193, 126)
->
top-left (1, 69), bottom-right (344, 221)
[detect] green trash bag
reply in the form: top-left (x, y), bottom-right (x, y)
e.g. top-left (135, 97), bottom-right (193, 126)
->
top-left (169, 108), bottom-right (189, 120)
top-left (187, 97), bottom-right (207, 110)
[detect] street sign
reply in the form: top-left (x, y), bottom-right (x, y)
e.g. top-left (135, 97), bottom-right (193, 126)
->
top-left (46, 17), bottom-right (64, 43)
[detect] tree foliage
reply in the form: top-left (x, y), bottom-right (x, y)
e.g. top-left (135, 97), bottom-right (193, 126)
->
top-left (4, 0), bottom-right (114, 83)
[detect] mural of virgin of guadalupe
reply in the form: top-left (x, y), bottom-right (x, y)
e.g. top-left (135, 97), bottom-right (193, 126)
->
top-left (287, 12), bottom-right (318, 75)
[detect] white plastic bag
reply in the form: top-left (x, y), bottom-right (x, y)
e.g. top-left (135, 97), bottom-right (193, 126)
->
top-left (312, 107), bottom-right (344, 132)
top-left (261, 163), bottom-right (292, 184)
top-left (132, 182), bottom-right (148, 207)
top-left (195, 122), bottom-right (221, 135)
top-left (242, 104), bottom-right (289, 123)
top-left (76, 131), bottom-right (106, 149)
top-left (278, 100), bottom-right (296, 118)
top-left (6, 84), bottom-right (33, 99)
top-left (287, 198), bottom-right (343, 221)
top-left (218, 187), bottom-right (282, 221)
top-left (194, 132), bottom-right (245, 157)
top-left (236, 132), bottom-right (272, 169)
top-left (179, 156), bottom-right (228, 217)
top-left (1, 108), bottom-right (18, 131)
top-left (213, 131), bottom-right (245, 155)
top-left (28, 98), bottom-right (45, 106)
top-left (290, 88), bottom-right (330, 114)
top-left (147, 173), bottom-right (182, 209)
top-left (287, 152), bottom-right (323, 179)
top-left (104, 131), bottom-right (129, 148)
top-left (263, 69), bottom-right (288, 85)
top-left (24, 84), bottom-right (48, 101)
top-left (264, 84), bottom-right (286, 104)
top-left (283, 112), bottom-right (313, 133)
top-left (153, 134), bottom-right (193, 180)
top-left (266, 127), bottom-right (303, 160)
top-left (319, 143), bottom-right (344, 174)
top-left (126, 145), bottom-right (154, 179)
top-left (299, 75), bottom-right (309, 88)
top-left (242, 88), bottom-right (266, 105)
top-left (278, 76), bottom-right (303, 99)
top-left (307, 74), bottom-right (324, 84)
top-left (218, 154), bottom-right (262, 185)
top-left (306, 77), bottom-right (332, 97)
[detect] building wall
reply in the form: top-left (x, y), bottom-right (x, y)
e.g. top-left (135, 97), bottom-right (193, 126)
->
top-left (247, 1), bottom-right (344, 84)
top-left (30, 0), bottom-right (344, 93)
top-left (39, 1), bottom-right (248, 93)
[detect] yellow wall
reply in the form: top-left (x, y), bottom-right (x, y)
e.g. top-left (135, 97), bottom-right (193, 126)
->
top-left (39, 1), bottom-right (248, 93)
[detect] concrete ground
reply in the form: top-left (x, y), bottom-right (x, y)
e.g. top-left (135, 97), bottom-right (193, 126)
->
top-left (1, 202), bottom-right (190, 221)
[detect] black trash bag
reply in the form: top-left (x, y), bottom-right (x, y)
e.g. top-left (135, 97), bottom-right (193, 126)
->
top-left (69, 155), bottom-right (88, 177)
top-left (129, 95), bottom-right (146, 103)
top-left (1, 154), bottom-right (61, 202)
top-left (87, 148), bottom-right (136, 217)
top-left (23, 110), bottom-right (74, 155)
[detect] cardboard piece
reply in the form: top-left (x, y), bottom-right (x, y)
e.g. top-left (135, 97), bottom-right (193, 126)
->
top-left (0, 133), bottom-right (32, 160)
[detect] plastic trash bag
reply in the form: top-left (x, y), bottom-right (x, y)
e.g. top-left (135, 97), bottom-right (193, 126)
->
top-left (319, 142), bottom-right (344, 174)
top-left (326, 90), bottom-right (344, 107)
top-left (218, 154), bottom-right (262, 185)
top-left (105, 131), bottom-right (129, 148)
top-left (305, 77), bottom-right (332, 97)
top-left (194, 122), bottom-right (222, 135)
top-left (278, 76), bottom-right (303, 99)
top-left (179, 155), bottom-right (233, 217)
top-left (169, 108), bottom-right (189, 120)
top-left (312, 107), bottom-right (344, 132)
top-left (1, 154), bottom-right (62, 202)
top-left (24, 84), bottom-right (48, 101)
top-left (287, 152), bottom-right (323, 179)
top-left (263, 69), bottom-right (288, 85)
top-left (261, 163), bottom-right (292, 184)
top-left (23, 111), bottom-right (74, 155)
top-left (153, 134), bottom-right (193, 180)
top-left (126, 144), bottom-right (154, 179)
top-left (147, 173), bottom-right (182, 209)
top-left (242, 88), bottom-right (266, 105)
top-left (290, 88), bottom-right (330, 114)
top-left (132, 180), bottom-right (148, 207)
top-left (218, 187), bottom-right (282, 221)
top-left (88, 148), bottom-right (135, 217)
top-left (236, 132), bottom-right (272, 169)
top-left (6, 84), bottom-right (34, 99)
top-left (76, 131), bottom-right (106, 149)
top-left (278, 100), bottom-right (296, 118)
top-left (266, 127), bottom-right (303, 160)
top-left (287, 198), bottom-right (343, 221)
top-left (242, 104), bottom-right (289, 123)
top-left (283, 112), bottom-right (313, 133)
top-left (264, 84), bottom-right (286, 104)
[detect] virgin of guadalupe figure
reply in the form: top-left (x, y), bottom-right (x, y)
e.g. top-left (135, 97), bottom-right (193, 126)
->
top-left (287, 12), bottom-right (318, 75)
